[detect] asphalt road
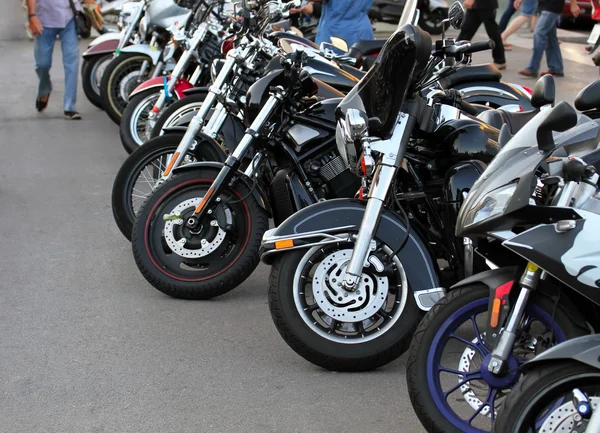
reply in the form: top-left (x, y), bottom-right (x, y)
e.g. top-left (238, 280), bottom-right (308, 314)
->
top-left (0, 18), bottom-right (598, 433)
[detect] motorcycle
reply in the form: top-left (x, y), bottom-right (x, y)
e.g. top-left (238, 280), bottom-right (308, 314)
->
top-left (258, 2), bottom-right (551, 372)
top-left (82, 0), bottom-right (143, 108)
top-left (370, 0), bottom-right (449, 35)
top-left (99, 0), bottom-right (194, 124)
top-left (491, 334), bottom-right (600, 433)
top-left (406, 80), bottom-right (600, 432)
top-left (119, 0), bottom-right (230, 152)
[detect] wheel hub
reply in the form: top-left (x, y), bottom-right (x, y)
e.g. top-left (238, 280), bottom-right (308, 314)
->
top-left (312, 249), bottom-right (389, 323)
top-left (163, 197), bottom-right (226, 258)
top-left (119, 71), bottom-right (142, 102)
top-left (479, 353), bottom-right (520, 388)
top-left (539, 397), bottom-right (599, 432)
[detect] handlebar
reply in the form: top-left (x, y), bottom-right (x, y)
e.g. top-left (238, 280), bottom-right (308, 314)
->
top-left (459, 99), bottom-right (479, 116)
top-left (464, 40), bottom-right (495, 54)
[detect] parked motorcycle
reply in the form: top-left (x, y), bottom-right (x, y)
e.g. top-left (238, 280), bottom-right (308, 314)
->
top-left (99, 0), bottom-right (194, 124)
top-left (119, 0), bottom-right (230, 152)
top-left (491, 334), bottom-right (600, 433)
top-left (406, 81), bottom-right (600, 432)
top-left (82, 0), bottom-right (143, 108)
top-left (258, 2), bottom-right (551, 372)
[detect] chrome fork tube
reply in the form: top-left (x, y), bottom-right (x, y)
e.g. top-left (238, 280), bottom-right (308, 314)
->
top-left (117, 5), bottom-right (143, 50)
top-left (189, 65), bottom-right (202, 86)
top-left (232, 94), bottom-right (280, 161)
top-left (202, 103), bottom-right (227, 138)
top-left (343, 164), bottom-right (398, 290)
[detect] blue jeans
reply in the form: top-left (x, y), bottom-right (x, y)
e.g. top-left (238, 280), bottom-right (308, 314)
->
top-left (499, 0), bottom-right (516, 32)
top-left (34, 18), bottom-right (79, 111)
top-left (525, 11), bottom-right (563, 75)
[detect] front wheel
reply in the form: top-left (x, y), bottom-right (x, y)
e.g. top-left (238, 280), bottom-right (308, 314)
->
top-left (268, 242), bottom-right (421, 372)
top-left (419, 9), bottom-right (446, 35)
top-left (406, 284), bottom-right (585, 433)
top-left (100, 53), bottom-right (152, 125)
top-left (131, 168), bottom-right (269, 299)
top-left (82, 54), bottom-right (113, 109)
top-left (119, 88), bottom-right (161, 153)
top-left (111, 132), bottom-right (227, 240)
top-left (491, 361), bottom-right (600, 433)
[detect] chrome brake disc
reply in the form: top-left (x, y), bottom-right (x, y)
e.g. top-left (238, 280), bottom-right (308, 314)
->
top-left (311, 249), bottom-right (389, 323)
top-left (539, 397), bottom-right (599, 432)
top-left (163, 197), bottom-right (226, 259)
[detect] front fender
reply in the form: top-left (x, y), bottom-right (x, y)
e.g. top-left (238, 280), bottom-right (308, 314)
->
top-left (183, 86), bottom-right (209, 96)
top-left (83, 38), bottom-right (120, 57)
top-left (129, 76), bottom-right (192, 99)
top-left (260, 198), bottom-right (440, 294)
top-left (86, 32), bottom-right (121, 49)
top-left (120, 44), bottom-right (161, 65)
top-left (454, 81), bottom-right (534, 111)
top-left (171, 162), bottom-right (271, 215)
top-left (523, 334), bottom-right (600, 372)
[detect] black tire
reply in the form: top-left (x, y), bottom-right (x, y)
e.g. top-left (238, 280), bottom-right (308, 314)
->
top-left (131, 167), bottom-right (269, 300)
top-left (150, 92), bottom-right (208, 138)
top-left (268, 245), bottom-right (421, 372)
top-left (82, 54), bottom-right (112, 109)
top-left (112, 132), bottom-right (227, 241)
top-left (492, 361), bottom-right (600, 433)
top-left (406, 284), bottom-right (585, 433)
top-left (419, 10), bottom-right (446, 35)
top-left (100, 53), bottom-right (151, 125)
top-left (119, 88), bottom-right (161, 153)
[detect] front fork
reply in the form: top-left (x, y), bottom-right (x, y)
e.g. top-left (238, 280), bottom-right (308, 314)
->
top-left (487, 262), bottom-right (541, 375)
top-left (185, 92), bottom-right (282, 228)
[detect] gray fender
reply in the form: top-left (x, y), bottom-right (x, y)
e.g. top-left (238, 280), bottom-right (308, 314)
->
top-left (120, 44), bottom-right (161, 65)
top-left (171, 162), bottom-right (271, 215)
top-left (523, 334), bottom-right (600, 372)
top-left (260, 198), bottom-right (440, 292)
top-left (451, 267), bottom-right (518, 291)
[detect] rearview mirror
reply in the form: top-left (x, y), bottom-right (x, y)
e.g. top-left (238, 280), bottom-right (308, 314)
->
top-left (330, 37), bottom-right (349, 53)
top-left (448, 2), bottom-right (464, 30)
top-left (536, 101), bottom-right (578, 151)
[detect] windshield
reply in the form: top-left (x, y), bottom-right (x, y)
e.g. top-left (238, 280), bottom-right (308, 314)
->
top-left (335, 24), bottom-right (431, 139)
top-left (456, 109), bottom-right (600, 237)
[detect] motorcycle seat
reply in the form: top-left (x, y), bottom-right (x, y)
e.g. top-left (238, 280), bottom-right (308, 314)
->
top-left (348, 39), bottom-right (386, 57)
top-left (575, 79), bottom-right (600, 111)
top-left (441, 64), bottom-right (502, 87)
top-left (477, 109), bottom-right (538, 135)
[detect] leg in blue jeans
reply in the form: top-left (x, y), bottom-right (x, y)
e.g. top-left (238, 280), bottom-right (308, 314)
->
top-left (59, 19), bottom-right (79, 112)
top-left (526, 11), bottom-right (561, 74)
top-left (499, 0), bottom-right (516, 32)
top-left (545, 14), bottom-right (563, 74)
top-left (34, 26), bottom-right (59, 99)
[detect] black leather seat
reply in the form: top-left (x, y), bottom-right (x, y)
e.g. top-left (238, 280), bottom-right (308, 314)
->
top-left (348, 39), bottom-right (386, 57)
top-left (476, 74), bottom-right (556, 137)
top-left (442, 64), bottom-right (502, 87)
top-left (575, 79), bottom-right (600, 111)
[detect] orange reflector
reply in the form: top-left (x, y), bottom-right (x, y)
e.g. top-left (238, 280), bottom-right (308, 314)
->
top-left (194, 188), bottom-right (214, 214)
top-left (275, 239), bottom-right (294, 249)
top-left (151, 106), bottom-right (159, 113)
top-left (360, 156), bottom-right (366, 175)
top-left (162, 152), bottom-right (180, 177)
top-left (358, 186), bottom-right (364, 200)
top-left (490, 298), bottom-right (501, 327)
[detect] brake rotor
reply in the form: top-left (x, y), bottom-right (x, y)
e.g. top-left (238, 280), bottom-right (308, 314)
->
top-left (311, 249), bottom-right (389, 323)
top-left (119, 70), bottom-right (142, 102)
top-left (163, 197), bottom-right (226, 259)
top-left (539, 397), bottom-right (599, 432)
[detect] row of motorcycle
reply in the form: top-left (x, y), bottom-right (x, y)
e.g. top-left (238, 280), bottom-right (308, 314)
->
top-left (85, 0), bottom-right (600, 431)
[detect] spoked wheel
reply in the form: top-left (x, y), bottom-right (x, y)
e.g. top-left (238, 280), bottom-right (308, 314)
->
top-left (131, 167), bottom-right (269, 299)
top-left (82, 54), bottom-right (113, 109)
top-left (150, 92), bottom-right (207, 138)
top-left (406, 285), bottom-right (585, 433)
top-left (111, 132), bottom-right (226, 240)
top-left (119, 88), bottom-right (161, 153)
top-left (419, 9), bottom-right (446, 35)
top-left (100, 53), bottom-right (151, 124)
top-left (268, 241), bottom-right (420, 372)
top-left (491, 361), bottom-right (600, 433)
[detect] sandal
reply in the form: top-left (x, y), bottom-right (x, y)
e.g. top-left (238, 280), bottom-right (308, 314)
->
top-left (36, 94), bottom-right (50, 112)
top-left (503, 41), bottom-right (513, 51)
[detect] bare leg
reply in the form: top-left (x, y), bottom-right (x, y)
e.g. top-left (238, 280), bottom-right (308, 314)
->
top-left (501, 15), bottom-right (531, 42)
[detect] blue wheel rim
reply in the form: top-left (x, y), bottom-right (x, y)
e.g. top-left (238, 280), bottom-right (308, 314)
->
top-left (426, 297), bottom-right (567, 433)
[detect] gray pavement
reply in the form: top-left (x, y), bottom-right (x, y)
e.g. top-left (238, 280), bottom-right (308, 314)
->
top-left (1, 9), bottom-right (599, 433)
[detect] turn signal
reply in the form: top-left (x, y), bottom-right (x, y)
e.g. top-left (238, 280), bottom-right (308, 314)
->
top-left (275, 239), bottom-right (294, 249)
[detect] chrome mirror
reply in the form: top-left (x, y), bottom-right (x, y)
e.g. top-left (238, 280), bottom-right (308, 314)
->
top-left (448, 2), bottom-right (464, 30)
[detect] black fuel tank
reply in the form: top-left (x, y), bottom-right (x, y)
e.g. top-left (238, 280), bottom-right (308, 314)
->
top-left (432, 118), bottom-right (500, 166)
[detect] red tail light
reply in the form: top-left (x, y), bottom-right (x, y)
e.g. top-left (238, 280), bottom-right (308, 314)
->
top-left (522, 86), bottom-right (533, 96)
top-left (221, 37), bottom-right (234, 55)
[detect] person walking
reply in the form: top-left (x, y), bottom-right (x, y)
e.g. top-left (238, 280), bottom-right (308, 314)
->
top-left (25, 0), bottom-right (82, 119)
top-left (501, 0), bottom-right (538, 50)
top-left (519, 0), bottom-right (580, 78)
top-left (499, 0), bottom-right (517, 32)
top-left (458, 0), bottom-right (506, 69)
top-left (309, 0), bottom-right (374, 48)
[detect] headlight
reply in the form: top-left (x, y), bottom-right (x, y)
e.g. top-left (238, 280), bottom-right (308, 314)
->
top-left (139, 15), bottom-right (149, 40)
top-left (336, 120), bottom-right (359, 173)
top-left (462, 182), bottom-right (518, 227)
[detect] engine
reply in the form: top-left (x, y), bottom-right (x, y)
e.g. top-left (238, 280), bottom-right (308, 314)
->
top-left (305, 150), bottom-right (360, 198)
